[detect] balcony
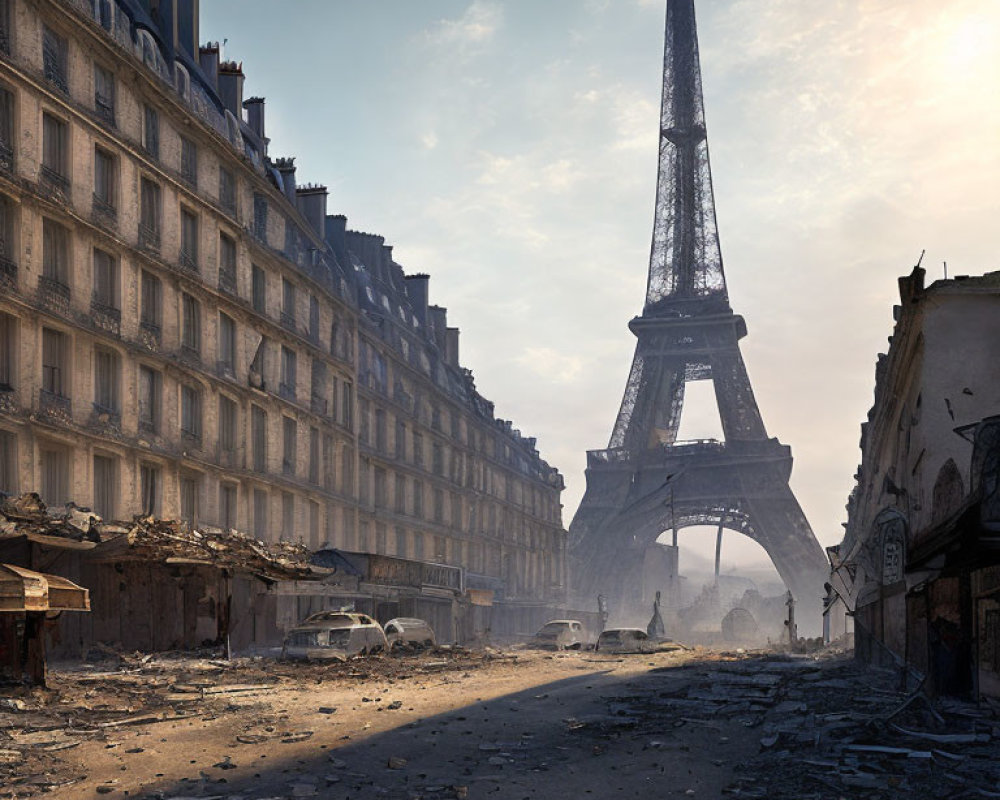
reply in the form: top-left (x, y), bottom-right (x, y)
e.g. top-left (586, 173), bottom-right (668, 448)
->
top-left (38, 275), bottom-right (70, 313)
top-left (138, 223), bottom-right (160, 253)
top-left (179, 248), bottom-right (198, 273)
top-left (181, 429), bottom-right (202, 450)
top-left (282, 458), bottom-right (295, 477)
top-left (90, 296), bottom-right (121, 337)
top-left (0, 254), bottom-right (15, 293)
top-left (278, 382), bottom-right (296, 402)
top-left (92, 194), bottom-right (117, 228)
top-left (90, 403), bottom-right (121, 433)
top-left (218, 268), bottom-right (237, 296)
top-left (0, 141), bottom-right (12, 174)
top-left (39, 389), bottom-right (71, 420)
top-left (280, 311), bottom-right (297, 333)
top-left (216, 359), bottom-right (235, 380)
top-left (216, 446), bottom-right (238, 470)
top-left (139, 319), bottom-right (161, 350)
top-left (311, 394), bottom-right (328, 416)
top-left (95, 96), bottom-right (115, 127)
top-left (180, 343), bottom-right (201, 364)
top-left (43, 58), bottom-right (67, 94)
top-left (138, 418), bottom-right (157, 436)
top-left (39, 165), bottom-right (69, 202)
top-left (0, 388), bottom-right (18, 415)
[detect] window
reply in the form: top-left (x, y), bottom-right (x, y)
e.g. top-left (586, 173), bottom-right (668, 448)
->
top-left (94, 63), bottom-right (115, 125)
top-left (322, 434), bottom-right (335, 491)
top-left (433, 443), bottom-right (444, 476)
top-left (342, 381), bottom-right (353, 429)
top-left (251, 405), bottom-right (267, 472)
top-left (395, 526), bottom-right (407, 558)
top-left (218, 233), bottom-right (236, 293)
top-left (249, 338), bottom-right (267, 389)
top-left (139, 462), bottom-right (159, 516)
top-left (93, 147), bottom-right (117, 216)
top-left (218, 395), bottom-right (237, 455)
top-left (90, 453), bottom-right (116, 519)
top-left (0, 430), bottom-right (15, 495)
top-left (308, 427), bottom-right (319, 484)
top-left (175, 62), bottom-right (189, 100)
top-left (340, 446), bottom-right (354, 495)
top-left (253, 489), bottom-right (268, 539)
top-left (180, 207), bottom-right (198, 269)
top-left (434, 488), bottom-right (444, 522)
top-left (374, 467), bottom-right (387, 509)
top-left (181, 293), bottom-right (200, 355)
top-left (413, 431), bottom-right (424, 467)
top-left (395, 420), bottom-right (406, 460)
top-left (413, 531), bottom-right (424, 561)
top-left (280, 346), bottom-right (296, 399)
top-left (40, 445), bottom-right (69, 507)
top-left (92, 248), bottom-right (117, 310)
top-left (180, 136), bottom-right (197, 186)
top-left (218, 312), bottom-right (235, 375)
top-left (309, 294), bottom-right (319, 341)
top-left (0, 0), bottom-right (11, 55)
top-left (140, 271), bottom-right (161, 331)
top-left (0, 313), bottom-right (13, 390)
top-left (375, 409), bottom-right (387, 452)
top-left (310, 359), bottom-right (327, 414)
top-left (139, 178), bottom-right (161, 248)
top-left (0, 87), bottom-right (12, 168)
top-left (282, 416), bottom-right (296, 475)
top-left (42, 26), bottom-right (68, 93)
top-left (413, 480), bottom-right (423, 519)
top-left (180, 473), bottom-right (199, 526)
top-left (181, 384), bottom-right (201, 440)
top-left (138, 365), bottom-right (161, 433)
top-left (93, 346), bottom-right (119, 413)
top-left (309, 501), bottom-right (320, 549)
top-left (142, 105), bottom-right (159, 158)
top-left (281, 278), bottom-right (295, 328)
top-left (281, 492), bottom-right (294, 540)
top-left (42, 218), bottom-right (68, 287)
top-left (395, 474), bottom-right (406, 514)
top-left (41, 328), bottom-right (67, 397)
top-left (219, 165), bottom-right (235, 214)
top-left (41, 113), bottom-right (68, 187)
top-left (251, 264), bottom-right (266, 312)
top-left (219, 482), bottom-right (237, 530)
top-left (253, 193), bottom-right (267, 241)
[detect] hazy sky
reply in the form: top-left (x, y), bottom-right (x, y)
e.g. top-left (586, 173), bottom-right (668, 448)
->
top-left (202, 1), bottom-right (1000, 572)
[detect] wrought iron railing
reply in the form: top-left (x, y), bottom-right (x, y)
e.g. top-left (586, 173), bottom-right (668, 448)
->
top-left (138, 222), bottom-right (160, 251)
top-left (179, 248), bottom-right (198, 272)
top-left (95, 96), bottom-right (115, 126)
top-left (0, 141), bottom-right (12, 173)
top-left (311, 394), bottom-right (328, 415)
top-left (43, 57), bottom-right (67, 94)
top-left (91, 403), bottom-right (121, 431)
top-left (40, 165), bottom-right (69, 200)
top-left (39, 388), bottom-right (71, 416)
top-left (39, 274), bottom-right (70, 303)
top-left (90, 296), bottom-right (121, 336)
top-left (139, 319), bottom-right (161, 347)
top-left (218, 267), bottom-right (236, 295)
top-left (280, 311), bottom-right (296, 332)
top-left (279, 382), bottom-right (296, 401)
top-left (0, 254), bottom-right (15, 292)
top-left (92, 193), bottom-right (117, 223)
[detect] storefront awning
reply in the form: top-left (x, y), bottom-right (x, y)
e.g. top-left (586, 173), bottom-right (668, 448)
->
top-left (0, 564), bottom-right (90, 612)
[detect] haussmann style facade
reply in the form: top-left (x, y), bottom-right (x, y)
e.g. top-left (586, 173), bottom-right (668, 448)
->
top-left (0, 0), bottom-right (568, 651)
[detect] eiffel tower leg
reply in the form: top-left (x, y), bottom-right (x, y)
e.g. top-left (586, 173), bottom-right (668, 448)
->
top-left (712, 350), bottom-right (767, 441)
top-left (743, 486), bottom-right (829, 632)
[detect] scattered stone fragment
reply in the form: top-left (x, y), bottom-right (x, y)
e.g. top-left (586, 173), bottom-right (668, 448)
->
top-left (388, 756), bottom-right (408, 769)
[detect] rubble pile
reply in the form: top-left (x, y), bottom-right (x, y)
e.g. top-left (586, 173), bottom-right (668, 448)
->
top-left (0, 492), bottom-right (319, 580)
top-left (579, 652), bottom-right (1000, 798)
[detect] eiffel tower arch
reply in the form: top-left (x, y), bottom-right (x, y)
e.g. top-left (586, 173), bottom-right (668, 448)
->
top-left (569, 0), bottom-right (828, 630)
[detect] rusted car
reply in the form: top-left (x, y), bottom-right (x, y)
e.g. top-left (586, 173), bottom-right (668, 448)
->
top-left (383, 617), bottom-right (436, 649)
top-left (594, 627), bottom-right (654, 654)
top-left (531, 619), bottom-right (586, 650)
top-left (282, 611), bottom-right (388, 661)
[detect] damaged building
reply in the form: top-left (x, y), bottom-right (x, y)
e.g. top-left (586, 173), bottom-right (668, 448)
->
top-left (827, 265), bottom-right (1000, 697)
top-left (0, 0), bottom-right (567, 653)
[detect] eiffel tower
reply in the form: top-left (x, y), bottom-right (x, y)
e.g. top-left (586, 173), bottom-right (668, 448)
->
top-left (569, 0), bottom-right (828, 628)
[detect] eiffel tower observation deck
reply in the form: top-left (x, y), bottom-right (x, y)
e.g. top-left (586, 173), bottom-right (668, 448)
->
top-left (569, 0), bottom-right (829, 630)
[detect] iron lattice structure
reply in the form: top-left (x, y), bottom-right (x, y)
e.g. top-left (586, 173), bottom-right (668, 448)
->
top-left (570, 0), bottom-right (828, 624)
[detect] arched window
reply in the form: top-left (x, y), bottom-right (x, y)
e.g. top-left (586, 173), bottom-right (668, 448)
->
top-left (932, 459), bottom-right (965, 524)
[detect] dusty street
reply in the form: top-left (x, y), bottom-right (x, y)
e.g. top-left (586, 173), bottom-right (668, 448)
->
top-left (2, 646), bottom-right (999, 800)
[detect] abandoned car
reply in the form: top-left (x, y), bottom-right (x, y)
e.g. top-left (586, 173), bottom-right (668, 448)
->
top-left (383, 617), bottom-right (436, 649)
top-left (531, 619), bottom-right (587, 650)
top-left (595, 627), bottom-right (654, 654)
top-left (281, 612), bottom-right (388, 661)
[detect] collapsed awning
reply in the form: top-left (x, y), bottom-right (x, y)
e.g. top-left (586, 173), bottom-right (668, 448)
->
top-left (0, 563), bottom-right (90, 612)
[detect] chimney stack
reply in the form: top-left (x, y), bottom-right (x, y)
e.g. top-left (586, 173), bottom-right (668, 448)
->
top-left (445, 327), bottom-right (460, 368)
top-left (198, 43), bottom-right (219, 91)
top-left (175, 0), bottom-right (199, 59)
top-left (428, 306), bottom-right (448, 352)
top-left (243, 97), bottom-right (265, 140)
top-left (217, 61), bottom-right (244, 119)
top-left (296, 185), bottom-right (328, 240)
top-left (325, 214), bottom-right (347, 258)
top-left (274, 157), bottom-right (296, 205)
top-left (404, 274), bottom-right (429, 326)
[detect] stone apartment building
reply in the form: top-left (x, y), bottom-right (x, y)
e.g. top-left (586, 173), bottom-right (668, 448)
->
top-left (827, 265), bottom-right (1000, 697)
top-left (0, 0), bottom-right (567, 625)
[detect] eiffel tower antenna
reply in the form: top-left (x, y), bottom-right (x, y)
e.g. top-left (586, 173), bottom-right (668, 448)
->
top-left (569, 0), bottom-right (828, 630)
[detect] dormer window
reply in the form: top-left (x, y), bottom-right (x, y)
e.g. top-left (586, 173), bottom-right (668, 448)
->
top-left (175, 63), bottom-right (190, 101)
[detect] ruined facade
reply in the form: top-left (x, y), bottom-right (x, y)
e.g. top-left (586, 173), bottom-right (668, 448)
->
top-left (828, 266), bottom-right (1000, 697)
top-left (0, 0), bottom-right (566, 628)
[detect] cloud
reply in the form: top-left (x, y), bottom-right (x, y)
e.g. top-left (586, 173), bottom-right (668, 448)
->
top-left (423, 1), bottom-right (502, 48)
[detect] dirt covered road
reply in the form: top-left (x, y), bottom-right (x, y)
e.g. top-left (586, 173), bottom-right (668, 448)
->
top-left (2, 646), bottom-right (999, 799)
